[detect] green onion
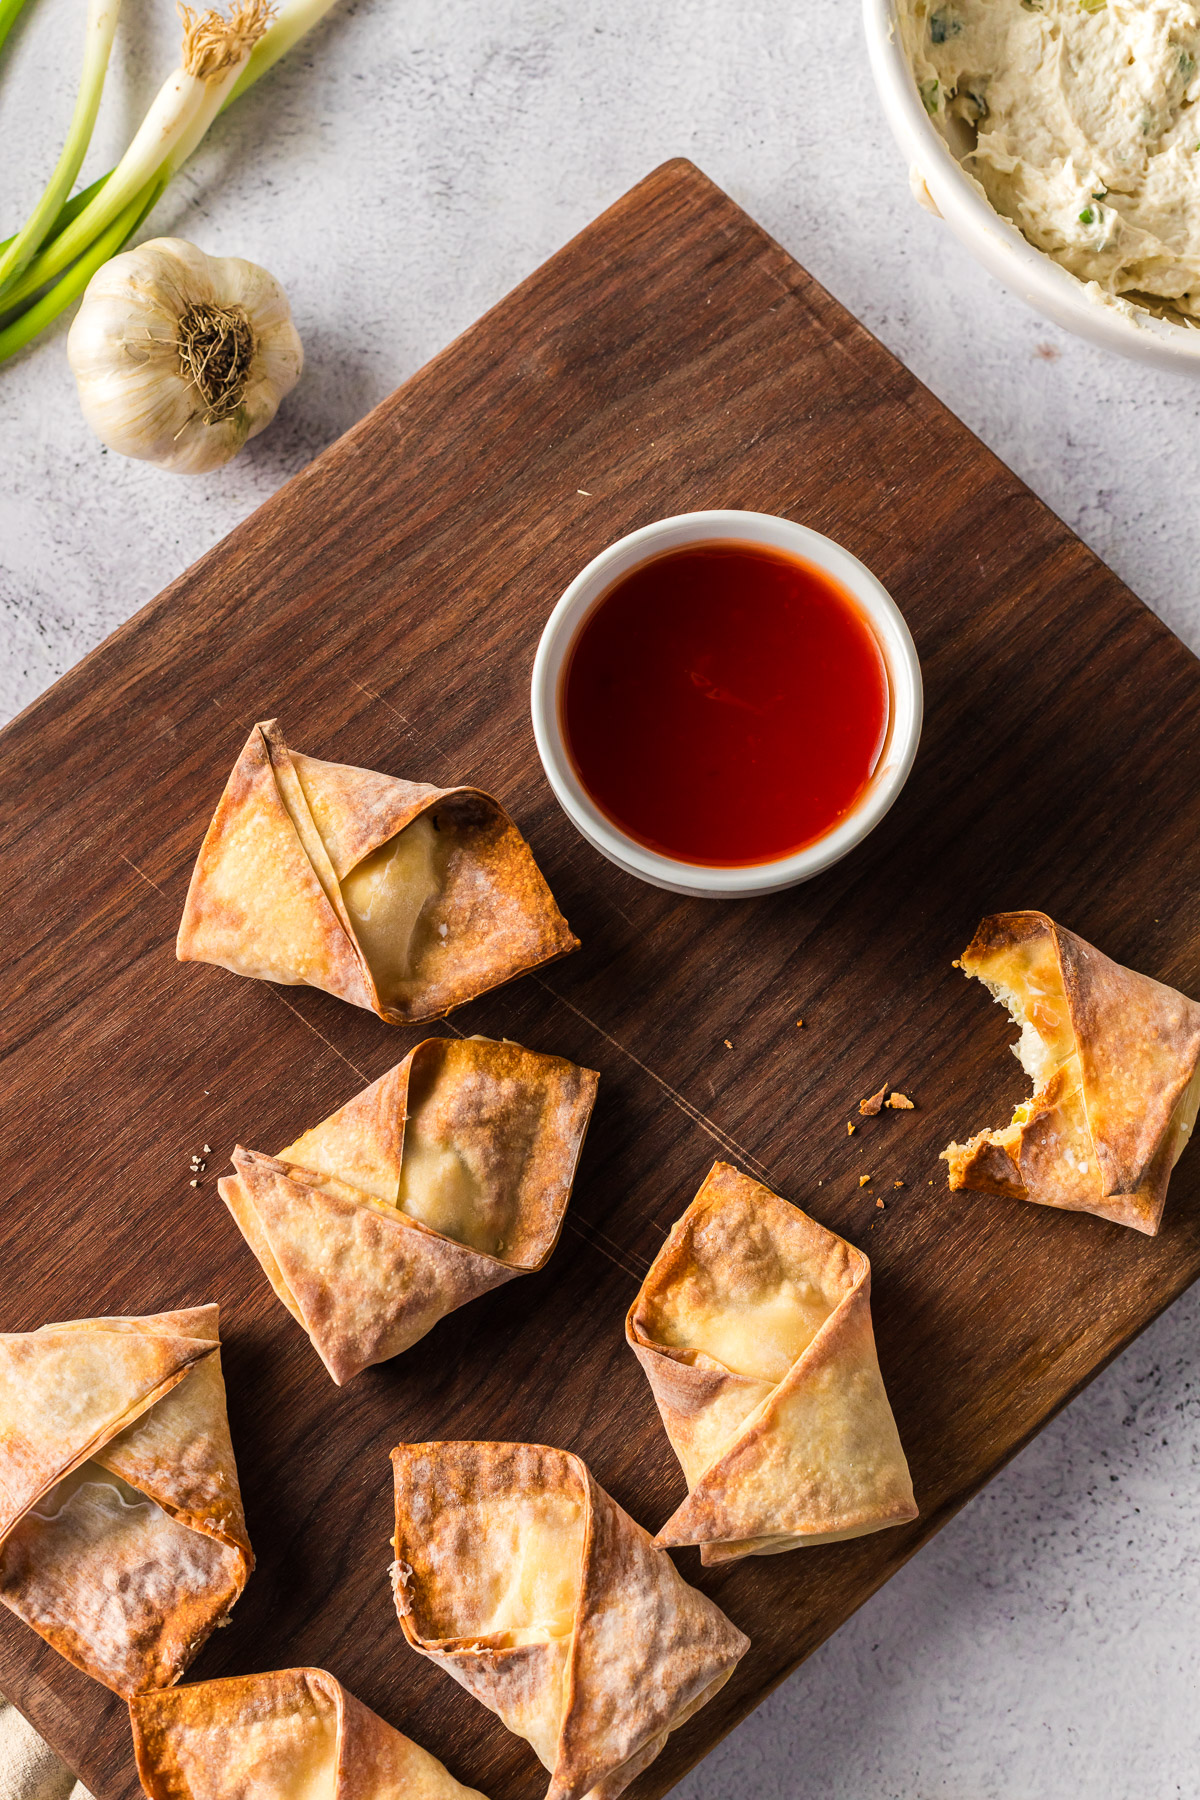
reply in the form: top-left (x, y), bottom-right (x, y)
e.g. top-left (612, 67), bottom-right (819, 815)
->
top-left (0, 175), bottom-right (109, 264)
top-left (1, 1), bottom-right (276, 313)
top-left (0, 176), bottom-right (161, 366)
top-left (1079, 206), bottom-right (1095, 224)
top-left (4, 0), bottom-right (337, 260)
top-left (920, 77), bottom-right (940, 114)
top-left (225, 0), bottom-right (338, 105)
top-left (0, 0), bottom-right (122, 298)
top-left (0, 0), bottom-right (32, 60)
top-left (0, 0), bottom-right (339, 362)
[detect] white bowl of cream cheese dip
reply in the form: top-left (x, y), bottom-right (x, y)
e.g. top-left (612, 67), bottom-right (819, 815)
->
top-left (864, 0), bottom-right (1200, 373)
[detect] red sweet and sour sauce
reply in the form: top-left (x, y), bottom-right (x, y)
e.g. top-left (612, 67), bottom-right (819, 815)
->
top-left (561, 541), bottom-right (890, 868)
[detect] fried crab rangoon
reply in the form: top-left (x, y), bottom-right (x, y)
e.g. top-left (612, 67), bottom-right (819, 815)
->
top-left (0, 1305), bottom-right (251, 1697)
top-left (627, 1162), bottom-right (917, 1564)
top-left (390, 1441), bottom-right (748, 1800)
top-left (220, 1036), bottom-right (598, 1383)
top-left (130, 1666), bottom-right (488, 1800)
top-left (943, 911), bottom-right (1200, 1234)
top-left (177, 719), bottom-right (578, 1024)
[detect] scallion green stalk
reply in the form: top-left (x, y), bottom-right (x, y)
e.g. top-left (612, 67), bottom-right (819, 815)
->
top-left (0, 0), bottom-right (340, 364)
top-left (2, 0), bottom-right (340, 257)
top-left (0, 175), bottom-right (160, 366)
top-left (225, 0), bottom-right (338, 104)
top-left (0, 173), bottom-right (109, 263)
top-left (0, 0), bottom-right (122, 297)
top-left (1, 2), bottom-right (273, 312)
top-left (0, 0), bottom-right (32, 60)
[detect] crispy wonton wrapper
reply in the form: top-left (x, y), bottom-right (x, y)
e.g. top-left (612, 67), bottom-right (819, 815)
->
top-left (130, 1666), bottom-right (488, 1800)
top-left (219, 1036), bottom-right (598, 1385)
top-left (176, 719), bottom-right (578, 1024)
top-left (390, 1441), bottom-right (748, 1800)
top-left (943, 912), bottom-right (1200, 1234)
top-left (626, 1163), bottom-right (917, 1565)
top-left (0, 1305), bottom-right (251, 1697)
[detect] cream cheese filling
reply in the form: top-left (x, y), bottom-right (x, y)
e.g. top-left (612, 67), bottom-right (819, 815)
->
top-left (416, 1490), bottom-right (585, 1770)
top-left (900, 0), bottom-right (1200, 320)
top-left (341, 814), bottom-right (444, 1003)
top-left (277, 1034), bottom-right (518, 1261)
top-left (658, 1279), bottom-right (834, 1387)
top-left (396, 1128), bottom-right (492, 1253)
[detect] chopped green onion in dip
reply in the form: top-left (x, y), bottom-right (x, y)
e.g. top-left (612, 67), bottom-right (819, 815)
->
top-left (898, 0), bottom-right (1200, 321)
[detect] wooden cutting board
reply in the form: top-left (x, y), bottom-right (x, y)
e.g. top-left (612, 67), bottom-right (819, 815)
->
top-left (4, 157), bottom-right (1200, 1800)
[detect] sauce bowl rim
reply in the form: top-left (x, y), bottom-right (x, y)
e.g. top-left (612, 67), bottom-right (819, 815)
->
top-left (530, 509), bottom-right (923, 898)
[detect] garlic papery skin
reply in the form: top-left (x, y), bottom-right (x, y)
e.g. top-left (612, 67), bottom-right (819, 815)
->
top-left (66, 236), bottom-right (303, 473)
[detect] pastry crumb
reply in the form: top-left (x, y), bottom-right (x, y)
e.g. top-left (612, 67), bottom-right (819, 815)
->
top-left (847, 1121), bottom-right (856, 1136)
top-left (876, 1197), bottom-right (885, 1209)
top-left (796, 1018), bottom-right (804, 1028)
top-left (859, 1174), bottom-right (871, 1187)
top-left (723, 1039), bottom-right (733, 1049)
top-left (894, 1179), bottom-right (904, 1189)
top-left (860, 1084), bottom-right (888, 1116)
top-left (887, 1092), bottom-right (915, 1110)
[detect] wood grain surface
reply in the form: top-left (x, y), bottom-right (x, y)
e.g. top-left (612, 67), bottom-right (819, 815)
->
top-left (3, 158), bottom-right (1200, 1800)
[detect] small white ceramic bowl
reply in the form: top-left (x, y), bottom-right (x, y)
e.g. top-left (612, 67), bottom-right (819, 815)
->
top-left (530, 510), bottom-right (923, 899)
top-left (863, 0), bottom-right (1200, 375)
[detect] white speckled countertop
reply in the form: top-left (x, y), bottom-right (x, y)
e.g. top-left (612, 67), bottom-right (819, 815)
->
top-left (4, 3), bottom-right (1200, 1796)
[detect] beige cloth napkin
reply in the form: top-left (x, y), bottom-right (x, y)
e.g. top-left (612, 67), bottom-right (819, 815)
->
top-left (0, 1697), bottom-right (92, 1800)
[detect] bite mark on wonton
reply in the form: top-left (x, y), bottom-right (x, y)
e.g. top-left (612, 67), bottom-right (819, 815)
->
top-left (943, 911), bottom-right (1200, 1234)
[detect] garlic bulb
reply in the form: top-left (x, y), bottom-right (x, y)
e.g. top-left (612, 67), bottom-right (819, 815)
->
top-left (66, 236), bottom-right (303, 473)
